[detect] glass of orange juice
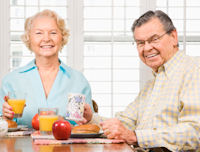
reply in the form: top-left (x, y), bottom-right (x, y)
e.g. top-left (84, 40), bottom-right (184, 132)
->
top-left (8, 92), bottom-right (26, 118)
top-left (38, 108), bottom-right (58, 134)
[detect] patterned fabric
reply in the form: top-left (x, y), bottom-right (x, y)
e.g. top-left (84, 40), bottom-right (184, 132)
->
top-left (90, 51), bottom-right (200, 151)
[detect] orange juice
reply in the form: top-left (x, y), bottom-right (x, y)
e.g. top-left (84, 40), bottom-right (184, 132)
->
top-left (39, 115), bottom-right (58, 132)
top-left (8, 99), bottom-right (26, 117)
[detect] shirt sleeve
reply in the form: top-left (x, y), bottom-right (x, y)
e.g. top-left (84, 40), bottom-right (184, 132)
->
top-left (136, 66), bottom-right (200, 151)
top-left (115, 95), bottom-right (140, 131)
top-left (0, 77), bottom-right (11, 115)
top-left (88, 95), bottom-right (139, 127)
top-left (88, 96), bottom-right (140, 127)
top-left (88, 113), bottom-right (108, 126)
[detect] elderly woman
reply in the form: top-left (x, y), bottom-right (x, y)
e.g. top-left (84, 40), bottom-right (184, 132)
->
top-left (0, 10), bottom-right (93, 128)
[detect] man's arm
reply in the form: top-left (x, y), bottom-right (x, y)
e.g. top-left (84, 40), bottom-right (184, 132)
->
top-left (99, 96), bottom-right (140, 144)
top-left (115, 95), bottom-right (140, 131)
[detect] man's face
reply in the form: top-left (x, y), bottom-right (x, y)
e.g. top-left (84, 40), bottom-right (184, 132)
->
top-left (134, 18), bottom-right (178, 72)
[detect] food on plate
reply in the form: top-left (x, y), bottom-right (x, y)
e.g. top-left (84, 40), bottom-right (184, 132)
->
top-left (6, 119), bottom-right (17, 128)
top-left (32, 113), bottom-right (39, 130)
top-left (72, 124), bottom-right (100, 134)
top-left (52, 120), bottom-right (71, 140)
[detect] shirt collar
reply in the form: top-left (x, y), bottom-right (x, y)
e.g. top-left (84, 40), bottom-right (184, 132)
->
top-left (152, 65), bottom-right (165, 77)
top-left (18, 59), bottom-right (71, 78)
top-left (164, 50), bottom-right (184, 79)
top-left (152, 50), bottom-right (184, 79)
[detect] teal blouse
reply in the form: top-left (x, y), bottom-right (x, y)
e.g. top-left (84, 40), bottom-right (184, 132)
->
top-left (0, 59), bottom-right (93, 128)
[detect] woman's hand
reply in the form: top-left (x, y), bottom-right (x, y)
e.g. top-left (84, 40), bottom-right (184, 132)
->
top-left (2, 96), bottom-right (14, 119)
top-left (83, 103), bottom-right (93, 122)
top-left (76, 103), bottom-right (93, 125)
top-left (58, 115), bottom-right (65, 121)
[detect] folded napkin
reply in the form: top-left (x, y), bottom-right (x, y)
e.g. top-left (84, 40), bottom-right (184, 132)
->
top-left (31, 131), bottom-right (125, 145)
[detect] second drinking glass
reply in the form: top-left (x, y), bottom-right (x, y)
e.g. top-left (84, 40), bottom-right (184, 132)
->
top-left (38, 108), bottom-right (58, 135)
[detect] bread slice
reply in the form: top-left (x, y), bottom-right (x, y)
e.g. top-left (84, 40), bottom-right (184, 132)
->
top-left (72, 124), bottom-right (100, 134)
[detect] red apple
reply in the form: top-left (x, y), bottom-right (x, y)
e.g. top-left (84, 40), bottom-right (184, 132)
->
top-left (32, 114), bottom-right (39, 130)
top-left (52, 120), bottom-right (71, 140)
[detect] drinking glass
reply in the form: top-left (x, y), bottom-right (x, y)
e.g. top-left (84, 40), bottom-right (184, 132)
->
top-left (7, 92), bottom-right (26, 118)
top-left (38, 108), bottom-right (58, 134)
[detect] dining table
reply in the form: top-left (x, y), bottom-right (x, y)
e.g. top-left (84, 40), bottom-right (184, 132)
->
top-left (0, 136), bottom-right (135, 152)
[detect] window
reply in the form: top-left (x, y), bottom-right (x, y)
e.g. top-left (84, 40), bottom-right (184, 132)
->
top-left (83, 0), bottom-right (140, 117)
top-left (1, 0), bottom-right (200, 118)
top-left (156, 0), bottom-right (200, 56)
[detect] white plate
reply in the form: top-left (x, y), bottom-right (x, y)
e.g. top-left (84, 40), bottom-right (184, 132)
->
top-left (8, 125), bottom-right (28, 132)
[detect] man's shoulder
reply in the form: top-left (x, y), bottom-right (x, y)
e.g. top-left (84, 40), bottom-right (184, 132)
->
top-left (175, 54), bottom-right (200, 80)
top-left (181, 55), bottom-right (200, 70)
top-left (190, 56), bottom-right (200, 68)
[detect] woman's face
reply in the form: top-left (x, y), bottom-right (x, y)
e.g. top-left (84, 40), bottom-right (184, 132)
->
top-left (29, 16), bottom-right (62, 58)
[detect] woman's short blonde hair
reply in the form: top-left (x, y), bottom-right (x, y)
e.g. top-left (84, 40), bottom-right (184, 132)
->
top-left (21, 9), bottom-right (70, 51)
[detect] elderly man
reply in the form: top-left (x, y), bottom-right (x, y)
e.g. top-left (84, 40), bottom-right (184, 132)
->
top-left (82, 10), bottom-right (200, 151)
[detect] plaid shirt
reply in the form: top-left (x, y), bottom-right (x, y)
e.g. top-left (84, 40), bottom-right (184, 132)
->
top-left (90, 51), bottom-right (200, 151)
top-left (115, 51), bottom-right (200, 151)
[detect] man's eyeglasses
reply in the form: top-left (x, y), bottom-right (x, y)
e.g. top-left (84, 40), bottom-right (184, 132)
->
top-left (133, 31), bottom-right (169, 48)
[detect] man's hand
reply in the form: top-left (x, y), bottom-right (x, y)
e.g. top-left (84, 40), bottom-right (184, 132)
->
top-left (100, 118), bottom-right (137, 145)
top-left (76, 103), bottom-right (93, 125)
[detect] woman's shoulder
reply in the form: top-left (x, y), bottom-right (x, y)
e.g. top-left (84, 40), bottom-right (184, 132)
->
top-left (60, 63), bottom-right (89, 86)
top-left (2, 61), bottom-right (35, 82)
top-left (60, 61), bottom-right (85, 77)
